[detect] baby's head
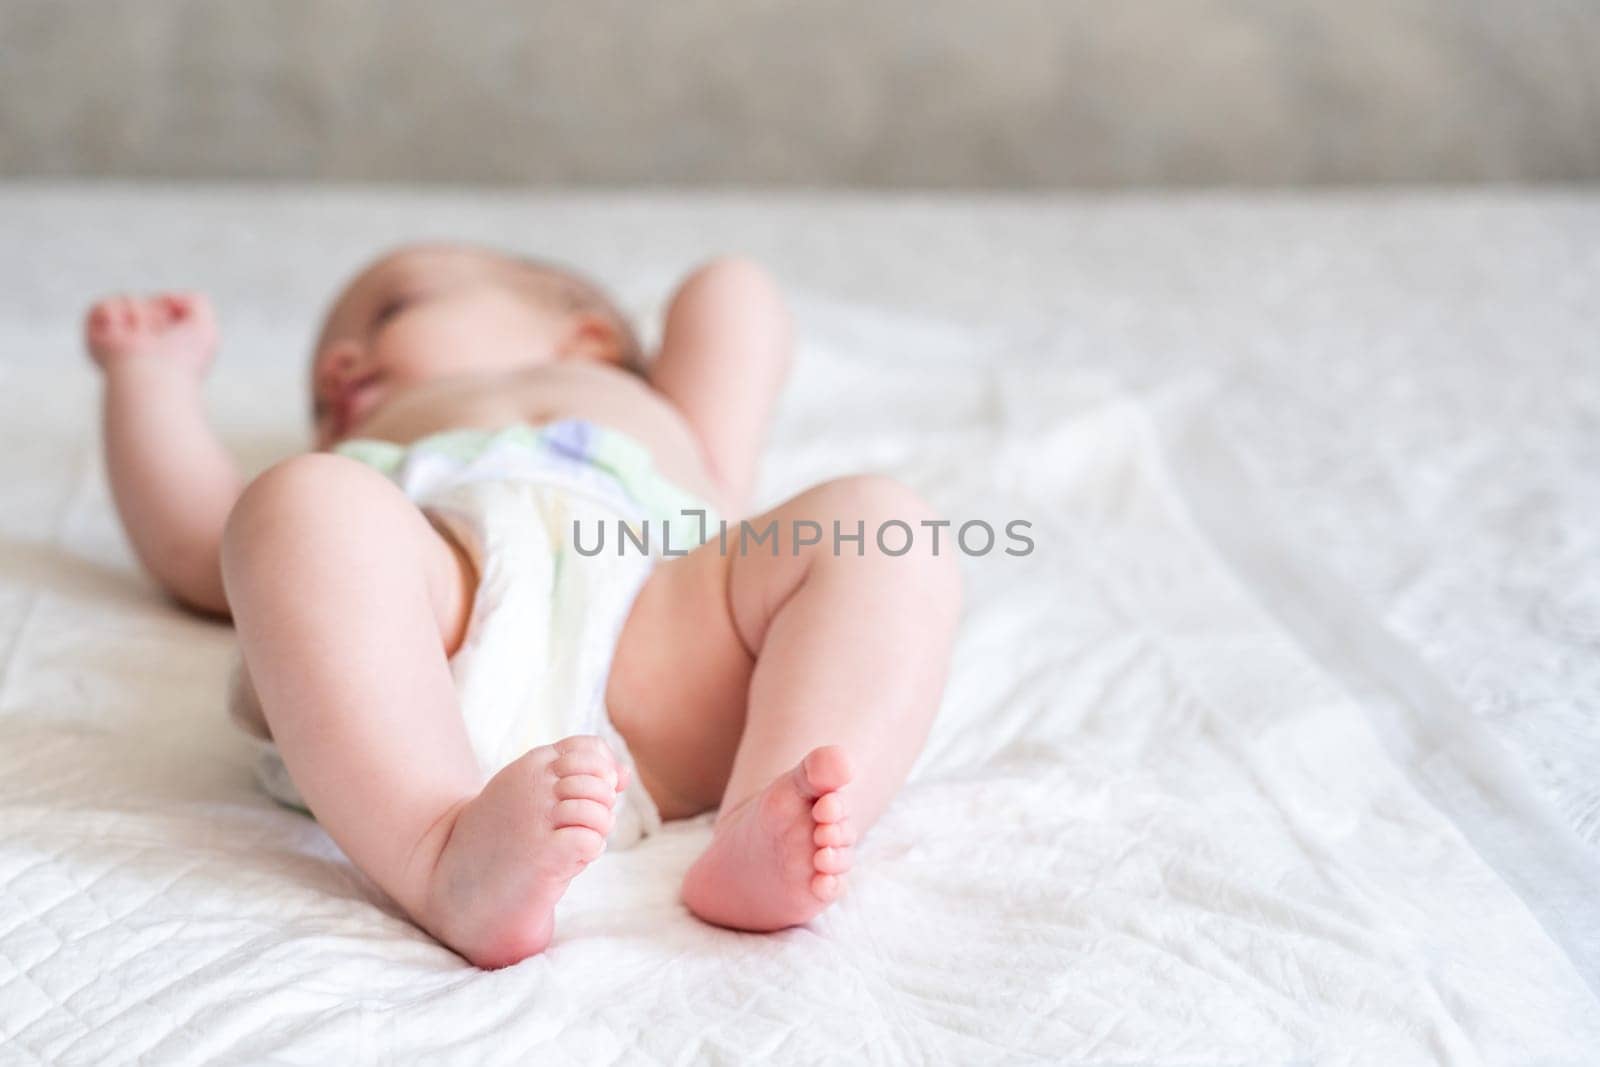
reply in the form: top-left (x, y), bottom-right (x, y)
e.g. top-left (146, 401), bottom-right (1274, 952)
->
top-left (311, 243), bottom-right (639, 446)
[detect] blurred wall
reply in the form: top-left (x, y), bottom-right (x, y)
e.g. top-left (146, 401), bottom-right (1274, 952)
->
top-left (2, 0), bottom-right (1597, 187)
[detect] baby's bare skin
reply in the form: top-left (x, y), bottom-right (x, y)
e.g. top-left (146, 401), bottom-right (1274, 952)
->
top-left (85, 245), bottom-right (960, 967)
top-left (336, 360), bottom-right (727, 514)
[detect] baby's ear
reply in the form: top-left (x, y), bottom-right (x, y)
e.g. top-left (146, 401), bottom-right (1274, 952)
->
top-left (559, 314), bottom-right (625, 367)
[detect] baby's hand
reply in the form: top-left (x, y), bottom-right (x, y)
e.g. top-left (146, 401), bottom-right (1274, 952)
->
top-left (84, 292), bottom-right (218, 379)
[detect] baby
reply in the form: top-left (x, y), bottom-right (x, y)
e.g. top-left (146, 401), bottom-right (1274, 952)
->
top-left (84, 246), bottom-right (960, 968)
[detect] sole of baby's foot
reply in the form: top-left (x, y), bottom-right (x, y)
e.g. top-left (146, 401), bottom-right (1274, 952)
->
top-left (421, 735), bottom-right (627, 969)
top-left (681, 745), bottom-right (856, 932)
top-left (83, 291), bottom-right (216, 370)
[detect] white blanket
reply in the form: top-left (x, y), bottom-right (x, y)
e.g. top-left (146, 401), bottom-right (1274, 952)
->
top-left (1, 186), bottom-right (1597, 1064)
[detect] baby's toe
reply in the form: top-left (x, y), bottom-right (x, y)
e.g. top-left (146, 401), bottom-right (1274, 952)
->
top-left (552, 824), bottom-right (606, 864)
top-left (813, 819), bottom-right (855, 848)
top-left (555, 734), bottom-right (617, 765)
top-left (798, 745), bottom-right (853, 796)
top-left (552, 797), bottom-right (615, 834)
top-left (554, 772), bottom-right (620, 806)
top-left (813, 846), bottom-right (852, 876)
top-left (551, 745), bottom-right (621, 793)
top-left (811, 791), bottom-right (846, 824)
top-left (810, 873), bottom-right (843, 902)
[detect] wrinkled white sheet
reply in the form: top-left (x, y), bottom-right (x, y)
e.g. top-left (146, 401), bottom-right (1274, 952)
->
top-left (0, 186), bottom-right (1597, 1064)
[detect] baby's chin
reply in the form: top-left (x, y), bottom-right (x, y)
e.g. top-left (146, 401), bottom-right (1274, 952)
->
top-left (314, 421), bottom-right (370, 451)
top-left (311, 417), bottom-right (349, 451)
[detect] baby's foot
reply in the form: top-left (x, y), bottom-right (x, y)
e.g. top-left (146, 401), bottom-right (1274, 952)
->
top-left (422, 735), bottom-right (626, 968)
top-left (681, 745), bottom-right (856, 931)
top-left (84, 291), bottom-right (217, 374)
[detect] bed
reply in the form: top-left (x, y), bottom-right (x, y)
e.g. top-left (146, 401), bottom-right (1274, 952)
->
top-left (1, 184), bottom-right (1596, 1064)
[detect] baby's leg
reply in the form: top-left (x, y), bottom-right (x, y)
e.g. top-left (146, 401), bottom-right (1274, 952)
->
top-left (609, 475), bottom-right (962, 930)
top-left (222, 454), bottom-right (624, 968)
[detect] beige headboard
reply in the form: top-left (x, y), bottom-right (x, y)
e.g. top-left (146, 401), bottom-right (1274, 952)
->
top-left (2, 0), bottom-right (1596, 186)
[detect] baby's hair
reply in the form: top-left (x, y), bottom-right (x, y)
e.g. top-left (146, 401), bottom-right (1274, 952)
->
top-left (506, 256), bottom-right (646, 375)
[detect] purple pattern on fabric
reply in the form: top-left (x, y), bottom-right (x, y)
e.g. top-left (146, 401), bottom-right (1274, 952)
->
top-left (543, 420), bottom-right (595, 463)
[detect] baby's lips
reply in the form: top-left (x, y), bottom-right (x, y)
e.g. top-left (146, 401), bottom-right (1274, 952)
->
top-left (335, 380), bottom-right (384, 433)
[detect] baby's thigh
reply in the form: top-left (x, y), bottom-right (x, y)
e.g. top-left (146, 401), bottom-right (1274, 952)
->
top-left (223, 453), bottom-right (473, 653)
top-left (607, 538), bottom-right (752, 820)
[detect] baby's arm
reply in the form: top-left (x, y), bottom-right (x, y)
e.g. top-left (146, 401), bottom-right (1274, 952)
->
top-left (647, 258), bottom-right (792, 511)
top-left (85, 293), bottom-right (243, 617)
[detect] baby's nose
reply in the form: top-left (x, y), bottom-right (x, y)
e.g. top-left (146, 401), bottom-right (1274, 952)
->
top-left (317, 340), bottom-right (363, 386)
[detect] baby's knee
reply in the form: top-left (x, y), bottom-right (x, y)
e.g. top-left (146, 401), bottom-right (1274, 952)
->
top-left (688, 255), bottom-right (782, 300)
top-left (817, 475), bottom-right (963, 597)
top-left (816, 474), bottom-right (928, 524)
top-left (222, 453), bottom-right (383, 559)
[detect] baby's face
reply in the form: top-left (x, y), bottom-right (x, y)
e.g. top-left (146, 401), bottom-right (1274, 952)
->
top-left (311, 245), bottom-right (617, 447)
